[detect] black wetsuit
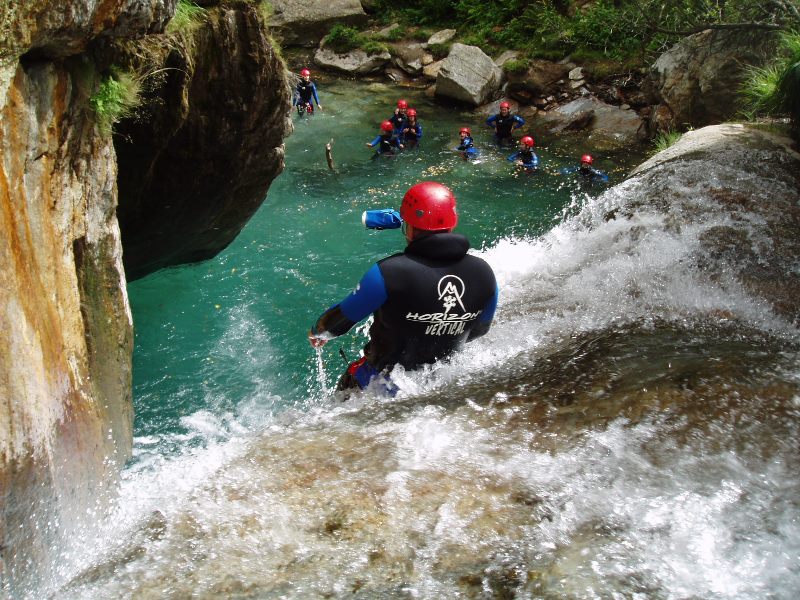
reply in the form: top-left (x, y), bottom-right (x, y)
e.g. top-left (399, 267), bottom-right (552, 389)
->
top-left (312, 233), bottom-right (499, 389)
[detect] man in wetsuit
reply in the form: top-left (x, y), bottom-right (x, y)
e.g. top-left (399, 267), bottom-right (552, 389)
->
top-left (308, 181), bottom-right (499, 392)
top-left (389, 99), bottom-right (409, 136)
top-left (366, 120), bottom-right (404, 155)
top-left (507, 136), bottom-right (539, 171)
top-left (560, 154), bottom-right (609, 184)
top-left (486, 101), bottom-right (525, 145)
top-left (456, 127), bottom-right (478, 160)
top-left (294, 68), bottom-right (322, 114)
top-left (400, 108), bottom-right (422, 147)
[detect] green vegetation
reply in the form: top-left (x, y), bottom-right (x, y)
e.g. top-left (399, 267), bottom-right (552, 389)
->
top-left (427, 42), bottom-right (451, 59)
top-left (742, 32), bottom-right (800, 132)
top-left (323, 24), bottom-right (389, 55)
top-left (367, 0), bottom-right (798, 70)
top-left (166, 0), bottom-right (205, 35)
top-left (653, 129), bottom-right (683, 153)
top-left (502, 58), bottom-right (529, 75)
top-left (90, 69), bottom-right (142, 135)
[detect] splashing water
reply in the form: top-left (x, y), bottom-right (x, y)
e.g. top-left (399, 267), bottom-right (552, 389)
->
top-left (23, 83), bottom-right (800, 599)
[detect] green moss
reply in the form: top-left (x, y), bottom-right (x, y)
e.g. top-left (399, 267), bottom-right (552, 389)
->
top-left (324, 24), bottom-right (363, 53)
top-left (166, 0), bottom-right (205, 35)
top-left (502, 58), bottom-right (529, 75)
top-left (653, 130), bottom-right (683, 153)
top-left (90, 69), bottom-right (142, 135)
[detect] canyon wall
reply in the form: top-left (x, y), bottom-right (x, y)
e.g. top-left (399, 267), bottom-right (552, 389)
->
top-left (0, 0), bottom-right (290, 592)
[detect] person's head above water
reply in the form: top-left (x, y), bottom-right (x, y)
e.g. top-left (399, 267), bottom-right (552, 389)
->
top-left (399, 181), bottom-right (458, 241)
top-left (300, 68), bottom-right (311, 80)
top-left (581, 154), bottom-right (593, 165)
top-left (406, 108), bottom-right (417, 120)
top-left (380, 120), bottom-right (394, 132)
top-left (397, 99), bottom-right (408, 113)
top-left (499, 101), bottom-right (510, 115)
top-left (460, 126), bottom-right (471, 138)
top-left (521, 135), bottom-right (535, 148)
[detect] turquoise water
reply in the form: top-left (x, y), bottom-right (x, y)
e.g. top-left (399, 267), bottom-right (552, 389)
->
top-left (128, 79), bottom-right (637, 440)
top-left (52, 81), bottom-right (800, 599)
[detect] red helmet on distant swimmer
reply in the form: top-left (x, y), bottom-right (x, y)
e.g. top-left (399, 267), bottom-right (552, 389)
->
top-left (400, 182), bottom-right (458, 232)
top-left (581, 154), bottom-right (593, 164)
top-left (460, 127), bottom-right (471, 135)
top-left (380, 120), bottom-right (394, 132)
top-left (300, 68), bottom-right (311, 77)
top-left (406, 108), bottom-right (417, 118)
top-left (397, 99), bottom-right (408, 109)
top-left (521, 135), bottom-right (535, 147)
top-left (499, 101), bottom-right (510, 109)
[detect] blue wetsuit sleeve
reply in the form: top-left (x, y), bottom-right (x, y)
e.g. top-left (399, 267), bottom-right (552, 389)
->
top-left (339, 264), bottom-right (388, 322)
top-left (507, 151), bottom-right (519, 161)
top-left (311, 83), bottom-right (320, 106)
top-left (532, 153), bottom-right (539, 168)
top-left (312, 264), bottom-right (388, 337)
top-left (596, 170), bottom-right (609, 182)
top-left (368, 135), bottom-right (381, 147)
top-left (416, 124), bottom-right (422, 139)
top-left (468, 284), bottom-right (499, 341)
top-left (513, 115), bottom-right (525, 128)
top-left (486, 115), bottom-right (497, 127)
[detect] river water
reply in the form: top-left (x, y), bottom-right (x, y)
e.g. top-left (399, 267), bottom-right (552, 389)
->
top-left (45, 81), bottom-right (800, 598)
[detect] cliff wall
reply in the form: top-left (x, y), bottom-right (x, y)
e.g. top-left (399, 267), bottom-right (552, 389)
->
top-left (0, 0), bottom-right (290, 591)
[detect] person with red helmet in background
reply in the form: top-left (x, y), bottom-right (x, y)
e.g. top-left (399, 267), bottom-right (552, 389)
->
top-left (400, 108), bottom-right (423, 147)
top-left (507, 135), bottom-right (539, 171)
top-left (366, 120), bottom-right (404, 155)
top-left (486, 100), bottom-right (525, 146)
top-left (456, 126), bottom-right (479, 160)
top-left (308, 181), bottom-right (498, 393)
top-left (389, 99), bottom-right (409, 136)
top-left (560, 154), bottom-right (609, 185)
top-left (294, 68), bottom-right (322, 115)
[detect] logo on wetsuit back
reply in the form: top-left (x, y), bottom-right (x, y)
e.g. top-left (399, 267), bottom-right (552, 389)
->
top-left (405, 275), bottom-right (481, 336)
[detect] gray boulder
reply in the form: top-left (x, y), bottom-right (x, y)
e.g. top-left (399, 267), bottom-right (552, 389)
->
top-left (537, 96), bottom-right (642, 146)
top-left (314, 45), bottom-right (390, 75)
top-left (650, 28), bottom-right (779, 129)
top-left (506, 59), bottom-right (570, 104)
top-left (435, 43), bottom-right (503, 106)
top-left (268, 0), bottom-right (367, 47)
top-left (390, 42), bottom-right (427, 76)
top-left (427, 29), bottom-right (456, 46)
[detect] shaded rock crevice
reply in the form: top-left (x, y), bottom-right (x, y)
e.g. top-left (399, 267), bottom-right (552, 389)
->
top-left (107, 1), bottom-right (292, 279)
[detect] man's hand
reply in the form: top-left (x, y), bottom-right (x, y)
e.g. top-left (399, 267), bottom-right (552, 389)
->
top-left (308, 329), bottom-right (328, 348)
top-left (317, 105), bottom-right (323, 111)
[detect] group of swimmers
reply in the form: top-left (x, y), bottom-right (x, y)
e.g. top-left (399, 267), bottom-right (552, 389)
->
top-left (294, 69), bottom-right (609, 184)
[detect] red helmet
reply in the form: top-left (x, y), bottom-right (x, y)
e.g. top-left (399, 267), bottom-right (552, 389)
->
top-left (300, 68), bottom-right (311, 77)
top-left (521, 135), bottom-right (535, 147)
top-left (400, 182), bottom-right (458, 232)
top-left (397, 99), bottom-right (408, 109)
top-left (406, 108), bottom-right (417, 118)
top-left (380, 120), bottom-right (394, 132)
top-left (581, 154), bottom-right (593, 164)
top-left (499, 101), bottom-right (510, 109)
top-left (460, 127), bottom-right (471, 135)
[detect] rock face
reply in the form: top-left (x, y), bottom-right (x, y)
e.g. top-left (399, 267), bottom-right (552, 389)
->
top-left (629, 124), bottom-right (800, 320)
top-left (435, 43), bottom-right (503, 106)
top-left (314, 45), bottom-right (391, 75)
top-left (111, 3), bottom-right (291, 280)
top-left (650, 28), bottom-right (778, 129)
top-left (536, 96), bottom-right (642, 145)
top-left (506, 59), bottom-right (570, 104)
top-left (268, 0), bottom-right (368, 47)
top-left (1, 0), bottom-right (291, 592)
